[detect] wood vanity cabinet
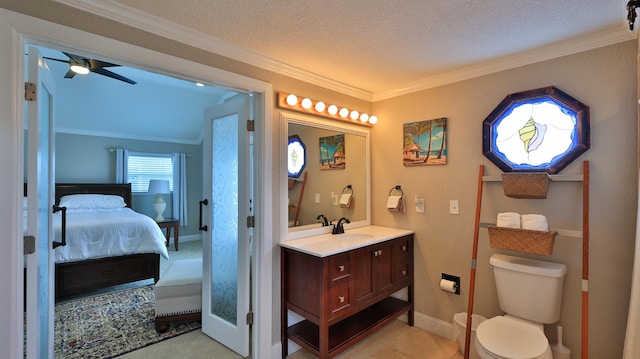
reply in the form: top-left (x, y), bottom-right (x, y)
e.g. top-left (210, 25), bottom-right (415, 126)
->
top-left (281, 234), bottom-right (414, 359)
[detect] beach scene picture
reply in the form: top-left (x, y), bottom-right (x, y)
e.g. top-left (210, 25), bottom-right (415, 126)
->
top-left (403, 117), bottom-right (447, 166)
top-left (319, 133), bottom-right (346, 170)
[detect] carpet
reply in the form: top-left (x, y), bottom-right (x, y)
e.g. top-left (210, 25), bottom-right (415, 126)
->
top-left (54, 284), bottom-right (201, 358)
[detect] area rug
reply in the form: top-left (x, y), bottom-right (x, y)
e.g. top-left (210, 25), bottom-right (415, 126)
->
top-left (54, 284), bottom-right (201, 358)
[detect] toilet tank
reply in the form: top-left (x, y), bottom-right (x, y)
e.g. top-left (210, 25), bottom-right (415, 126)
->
top-left (490, 253), bottom-right (567, 323)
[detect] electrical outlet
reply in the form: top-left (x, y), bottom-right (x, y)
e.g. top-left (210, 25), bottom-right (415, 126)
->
top-left (449, 200), bottom-right (459, 215)
top-left (315, 193), bottom-right (320, 203)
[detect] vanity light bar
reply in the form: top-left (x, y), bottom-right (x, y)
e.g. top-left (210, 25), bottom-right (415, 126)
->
top-left (277, 92), bottom-right (377, 127)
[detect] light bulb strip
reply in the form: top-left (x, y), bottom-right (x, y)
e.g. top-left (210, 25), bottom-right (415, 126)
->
top-left (277, 92), bottom-right (377, 127)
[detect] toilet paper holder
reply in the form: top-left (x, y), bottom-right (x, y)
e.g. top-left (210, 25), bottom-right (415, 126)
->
top-left (441, 273), bottom-right (460, 295)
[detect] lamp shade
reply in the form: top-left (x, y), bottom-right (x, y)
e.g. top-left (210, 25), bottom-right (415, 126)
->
top-left (148, 179), bottom-right (170, 194)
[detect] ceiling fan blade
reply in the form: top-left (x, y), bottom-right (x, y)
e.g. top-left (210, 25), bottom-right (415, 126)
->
top-left (62, 52), bottom-right (86, 64)
top-left (91, 67), bottom-right (137, 85)
top-left (42, 56), bottom-right (71, 64)
top-left (64, 70), bottom-right (76, 79)
top-left (87, 58), bottom-right (121, 69)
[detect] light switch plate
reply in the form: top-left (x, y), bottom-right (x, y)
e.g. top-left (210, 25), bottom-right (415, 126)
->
top-left (415, 195), bottom-right (425, 213)
top-left (315, 193), bottom-right (320, 203)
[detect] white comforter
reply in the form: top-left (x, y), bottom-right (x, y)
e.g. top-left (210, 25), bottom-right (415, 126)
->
top-left (51, 207), bottom-right (169, 263)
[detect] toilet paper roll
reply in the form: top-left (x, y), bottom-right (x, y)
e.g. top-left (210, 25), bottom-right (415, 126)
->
top-left (440, 279), bottom-right (458, 293)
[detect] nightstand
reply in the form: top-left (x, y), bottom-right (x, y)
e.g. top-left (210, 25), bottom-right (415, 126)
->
top-left (156, 218), bottom-right (180, 251)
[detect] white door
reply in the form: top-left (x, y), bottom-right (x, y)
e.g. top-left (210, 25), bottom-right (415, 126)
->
top-left (25, 46), bottom-right (56, 359)
top-left (201, 94), bottom-right (252, 357)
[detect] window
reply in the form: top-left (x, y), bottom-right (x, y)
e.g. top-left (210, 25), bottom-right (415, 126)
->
top-left (483, 86), bottom-right (590, 174)
top-left (127, 152), bottom-right (174, 193)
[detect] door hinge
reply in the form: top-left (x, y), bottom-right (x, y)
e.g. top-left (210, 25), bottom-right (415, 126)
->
top-left (246, 119), bottom-right (255, 132)
top-left (247, 215), bottom-right (255, 228)
top-left (25, 82), bottom-right (36, 101)
top-left (24, 235), bottom-right (35, 255)
top-left (246, 311), bottom-right (254, 325)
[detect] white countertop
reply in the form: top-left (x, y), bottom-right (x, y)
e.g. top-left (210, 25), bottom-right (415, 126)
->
top-left (279, 225), bottom-right (414, 257)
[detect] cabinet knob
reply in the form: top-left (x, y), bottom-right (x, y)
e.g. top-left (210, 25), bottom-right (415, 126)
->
top-left (338, 265), bottom-right (345, 272)
top-left (338, 295), bottom-right (345, 303)
top-left (402, 270), bottom-right (407, 276)
top-left (402, 245), bottom-right (407, 251)
top-left (373, 249), bottom-right (382, 257)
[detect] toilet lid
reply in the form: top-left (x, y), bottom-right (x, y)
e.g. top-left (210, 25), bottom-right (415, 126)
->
top-left (476, 316), bottom-right (548, 359)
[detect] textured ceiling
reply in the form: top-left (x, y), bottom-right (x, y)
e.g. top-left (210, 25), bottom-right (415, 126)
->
top-left (113, 0), bottom-right (631, 95)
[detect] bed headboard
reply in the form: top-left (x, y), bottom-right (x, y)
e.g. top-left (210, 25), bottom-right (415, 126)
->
top-left (54, 183), bottom-right (133, 208)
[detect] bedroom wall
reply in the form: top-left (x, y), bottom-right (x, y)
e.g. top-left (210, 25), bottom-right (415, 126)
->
top-left (370, 40), bottom-right (638, 358)
top-left (55, 132), bottom-right (203, 238)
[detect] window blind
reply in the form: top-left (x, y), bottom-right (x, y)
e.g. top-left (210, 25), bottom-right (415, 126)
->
top-left (127, 153), bottom-right (174, 193)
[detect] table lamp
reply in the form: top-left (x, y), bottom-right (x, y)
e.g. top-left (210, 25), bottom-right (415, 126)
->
top-left (148, 179), bottom-right (170, 221)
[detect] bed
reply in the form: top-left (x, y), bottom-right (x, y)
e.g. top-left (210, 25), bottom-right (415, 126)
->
top-left (27, 183), bottom-right (169, 300)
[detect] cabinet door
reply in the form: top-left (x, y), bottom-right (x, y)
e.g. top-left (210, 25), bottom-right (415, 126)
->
top-left (353, 246), bottom-right (375, 306)
top-left (374, 242), bottom-right (395, 295)
top-left (353, 241), bottom-right (395, 306)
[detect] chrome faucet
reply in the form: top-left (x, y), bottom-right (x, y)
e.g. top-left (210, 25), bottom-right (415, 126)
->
top-left (316, 214), bottom-right (329, 227)
top-left (332, 217), bottom-right (350, 234)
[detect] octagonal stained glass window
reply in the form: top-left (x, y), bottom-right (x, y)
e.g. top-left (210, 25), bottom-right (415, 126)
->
top-left (288, 135), bottom-right (306, 178)
top-left (482, 86), bottom-right (590, 174)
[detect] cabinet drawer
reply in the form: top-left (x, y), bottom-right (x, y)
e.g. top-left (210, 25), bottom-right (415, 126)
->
top-left (328, 252), bottom-right (351, 285)
top-left (328, 282), bottom-right (352, 318)
top-left (394, 259), bottom-right (412, 288)
top-left (393, 237), bottom-right (411, 259)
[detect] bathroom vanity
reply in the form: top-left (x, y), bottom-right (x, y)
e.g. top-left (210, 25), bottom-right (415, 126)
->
top-left (280, 226), bottom-right (414, 359)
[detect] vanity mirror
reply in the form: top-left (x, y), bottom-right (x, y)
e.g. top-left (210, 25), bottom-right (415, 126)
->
top-left (282, 112), bottom-right (370, 239)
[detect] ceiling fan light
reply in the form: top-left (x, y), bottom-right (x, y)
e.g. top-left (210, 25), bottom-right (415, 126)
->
top-left (69, 59), bottom-right (89, 75)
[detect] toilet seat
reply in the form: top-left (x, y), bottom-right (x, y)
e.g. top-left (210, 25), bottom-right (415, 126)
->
top-left (475, 316), bottom-right (549, 359)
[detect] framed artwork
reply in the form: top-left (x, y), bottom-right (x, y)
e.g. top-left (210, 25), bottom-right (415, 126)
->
top-left (319, 134), bottom-right (345, 170)
top-left (403, 117), bottom-right (447, 166)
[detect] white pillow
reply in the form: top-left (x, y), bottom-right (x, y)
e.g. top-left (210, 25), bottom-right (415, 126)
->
top-left (58, 194), bottom-right (126, 209)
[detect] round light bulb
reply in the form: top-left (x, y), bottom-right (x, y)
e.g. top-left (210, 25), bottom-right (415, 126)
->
top-left (315, 101), bottom-right (326, 113)
top-left (286, 94), bottom-right (298, 106)
top-left (301, 98), bottom-right (312, 109)
top-left (328, 105), bottom-right (338, 115)
top-left (70, 64), bottom-right (90, 75)
top-left (339, 108), bottom-right (349, 118)
top-left (360, 113), bottom-right (369, 122)
top-left (369, 115), bottom-right (378, 125)
top-left (350, 110), bottom-right (359, 120)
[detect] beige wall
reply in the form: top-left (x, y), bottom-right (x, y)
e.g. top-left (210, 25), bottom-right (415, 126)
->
top-left (1, 1), bottom-right (637, 358)
top-left (371, 41), bottom-right (638, 358)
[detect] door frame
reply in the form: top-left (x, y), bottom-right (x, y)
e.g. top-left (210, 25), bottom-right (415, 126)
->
top-left (0, 9), bottom-right (275, 358)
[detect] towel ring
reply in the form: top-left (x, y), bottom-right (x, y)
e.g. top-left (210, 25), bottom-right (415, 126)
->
top-left (342, 185), bottom-right (353, 195)
top-left (388, 185), bottom-right (403, 199)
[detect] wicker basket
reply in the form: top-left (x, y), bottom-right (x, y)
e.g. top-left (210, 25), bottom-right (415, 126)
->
top-left (501, 172), bottom-right (551, 199)
top-left (488, 226), bottom-right (556, 256)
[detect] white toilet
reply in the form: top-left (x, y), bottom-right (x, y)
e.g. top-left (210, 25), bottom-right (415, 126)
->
top-left (475, 253), bottom-right (567, 359)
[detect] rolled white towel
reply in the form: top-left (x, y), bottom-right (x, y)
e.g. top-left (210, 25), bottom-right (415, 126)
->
top-left (521, 214), bottom-right (549, 231)
top-left (496, 212), bottom-right (521, 228)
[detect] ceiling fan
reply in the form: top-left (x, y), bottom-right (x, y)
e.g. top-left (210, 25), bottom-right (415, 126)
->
top-left (43, 52), bottom-right (137, 85)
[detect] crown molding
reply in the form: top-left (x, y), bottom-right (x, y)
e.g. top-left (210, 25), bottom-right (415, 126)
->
top-left (56, 127), bottom-right (203, 145)
top-left (374, 25), bottom-right (636, 101)
top-left (55, 0), bottom-right (636, 103)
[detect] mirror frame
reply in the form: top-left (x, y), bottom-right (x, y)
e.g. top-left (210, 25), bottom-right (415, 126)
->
top-left (281, 111), bottom-right (371, 241)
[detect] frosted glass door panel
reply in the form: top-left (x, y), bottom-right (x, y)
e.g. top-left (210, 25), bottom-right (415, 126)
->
top-left (211, 115), bottom-right (239, 323)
